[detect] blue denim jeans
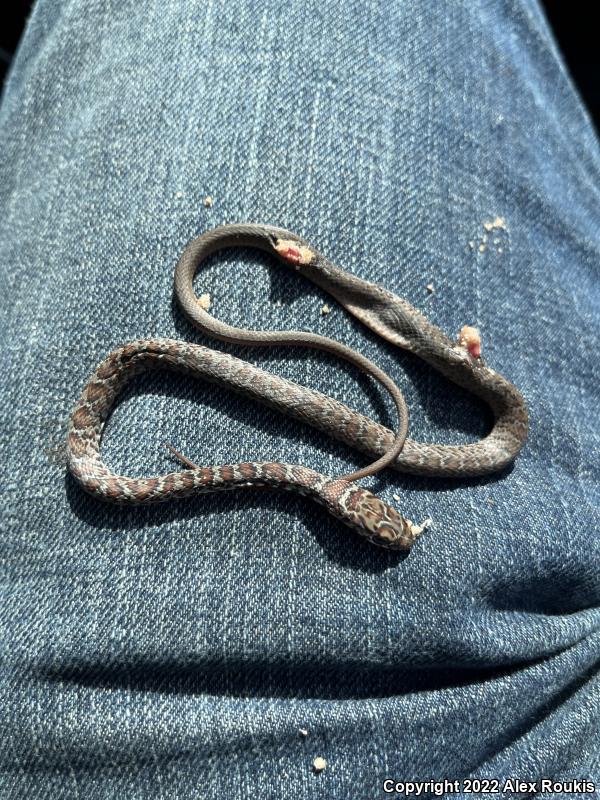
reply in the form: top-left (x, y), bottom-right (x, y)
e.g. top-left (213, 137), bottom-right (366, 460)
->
top-left (1, 0), bottom-right (599, 797)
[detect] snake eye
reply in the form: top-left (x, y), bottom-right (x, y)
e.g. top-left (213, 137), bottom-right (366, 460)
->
top-left (374, 522), bottom-right (406, 547)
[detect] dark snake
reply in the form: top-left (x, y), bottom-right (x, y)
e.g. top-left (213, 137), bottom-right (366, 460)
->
top-left (66, 224), bottom-right (528, 550)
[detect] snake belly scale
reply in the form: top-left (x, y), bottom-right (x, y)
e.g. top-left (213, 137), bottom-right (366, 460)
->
top-left (66, 224), bottom-right (528, 550)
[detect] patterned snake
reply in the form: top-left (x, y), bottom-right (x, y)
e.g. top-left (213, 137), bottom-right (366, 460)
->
top-left (66, 224), bottom-right (528, 550)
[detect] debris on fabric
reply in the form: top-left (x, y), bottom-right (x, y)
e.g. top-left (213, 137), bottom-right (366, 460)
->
top-left (321, 303), bottom-right (331, 315)
top-left (426, 283), bottom-right (435, 294)
top-left (483, 216), bottom-right (507, 232)
top-left (204, 195), bottom-right (213, 207)
top-left (472, 216), bottom-right (508, 254)
top-left (313, 757), bottom-right (327, 773)
top-left (299, 728), bottom-right (308, 737)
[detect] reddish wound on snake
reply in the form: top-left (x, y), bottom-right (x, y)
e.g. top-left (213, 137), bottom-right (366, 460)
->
top-left (274, 238), bottom-right (313, 265)
top-left (458, 325), bottom-right (481, 359)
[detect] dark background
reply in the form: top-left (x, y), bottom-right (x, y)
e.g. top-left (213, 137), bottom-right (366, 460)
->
top-left (0, 1), bottom-right (598, 132)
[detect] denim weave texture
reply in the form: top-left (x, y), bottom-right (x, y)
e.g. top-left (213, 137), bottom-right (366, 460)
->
top-left (0, 0), bottom-right (599, 797)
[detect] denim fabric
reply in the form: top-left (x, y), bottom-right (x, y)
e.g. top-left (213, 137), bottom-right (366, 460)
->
top-left (1, 0), bottom-right (599, 797)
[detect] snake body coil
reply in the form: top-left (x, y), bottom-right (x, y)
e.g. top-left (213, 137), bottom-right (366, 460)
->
top-left (66, 224), bottom-right (528, 550)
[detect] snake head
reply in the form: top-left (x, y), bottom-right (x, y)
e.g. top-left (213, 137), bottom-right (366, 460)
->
top-left (332, 484), bottom-right (425, 551)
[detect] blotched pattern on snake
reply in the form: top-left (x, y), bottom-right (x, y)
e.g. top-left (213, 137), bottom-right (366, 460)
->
top-left (66, 224), bottom-right (528, 550)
